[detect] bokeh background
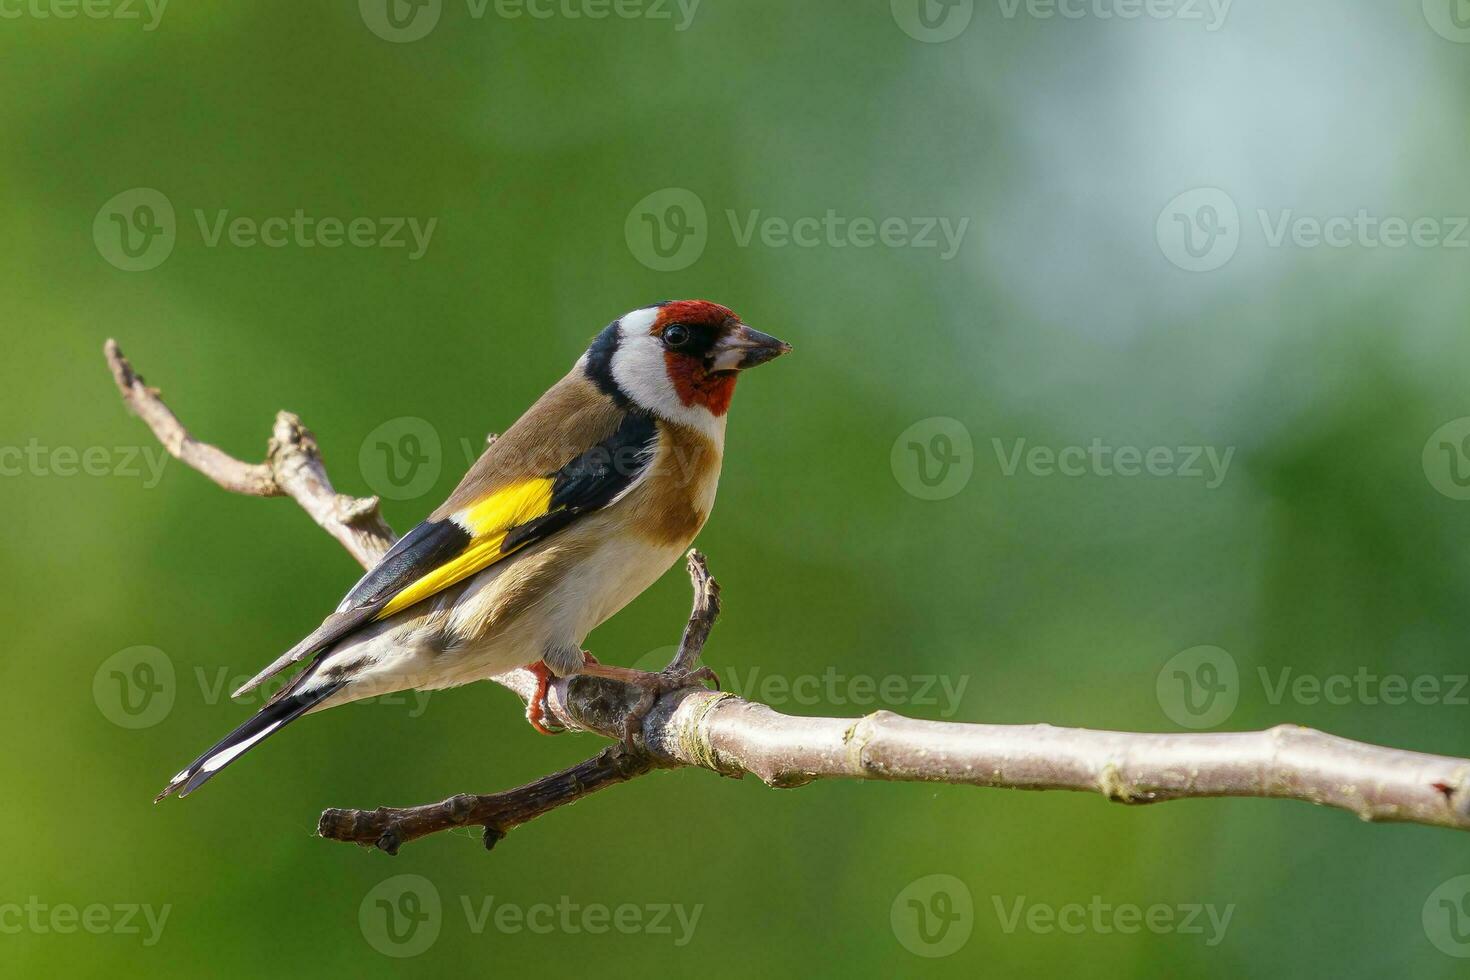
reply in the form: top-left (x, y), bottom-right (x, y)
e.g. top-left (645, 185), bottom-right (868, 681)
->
top-left (6, 0), bottom-right (1470, 974)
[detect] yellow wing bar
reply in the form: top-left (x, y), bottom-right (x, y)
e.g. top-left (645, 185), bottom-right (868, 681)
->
top-left (374, 477), bottom-right (555, 620)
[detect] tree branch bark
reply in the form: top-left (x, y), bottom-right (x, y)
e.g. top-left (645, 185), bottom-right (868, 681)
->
top-left (106, 339), bottom-right (1470, 852)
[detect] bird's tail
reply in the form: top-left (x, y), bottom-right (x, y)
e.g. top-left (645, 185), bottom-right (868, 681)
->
top-left (154, 680), bottom-right (343, 802)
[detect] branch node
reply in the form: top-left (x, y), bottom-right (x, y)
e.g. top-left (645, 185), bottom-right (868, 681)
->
top-left (1098, 761), bottom-right (1137, 804)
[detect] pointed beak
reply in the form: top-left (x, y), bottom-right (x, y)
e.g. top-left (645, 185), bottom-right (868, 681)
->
top-left (709, 324), bottom-right (793, 373)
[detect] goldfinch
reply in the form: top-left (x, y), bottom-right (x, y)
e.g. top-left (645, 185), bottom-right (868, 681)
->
top-left (156, 301), bottom-right (789, 800)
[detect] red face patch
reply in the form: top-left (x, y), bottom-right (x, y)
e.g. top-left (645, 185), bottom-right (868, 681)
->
top-left (654, 300), bottom-right (741, 415)
top-left (654, 300), bottom-right (737, 334)
top-left (664, 352), bottom-right (738, 416)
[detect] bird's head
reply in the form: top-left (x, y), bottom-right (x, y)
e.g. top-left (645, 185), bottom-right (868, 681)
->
top-left (583, 300), bottom-right (791, 425)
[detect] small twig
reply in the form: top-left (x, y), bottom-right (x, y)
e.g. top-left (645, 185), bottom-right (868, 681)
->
top-left (668, 552), bottom-right (721, 675)
top-left (106, 339), bottom-right (279, 497)
top-left (318, 743), bottom-right (657, 853)
top-left (105, 339), bottom-right (396, 566)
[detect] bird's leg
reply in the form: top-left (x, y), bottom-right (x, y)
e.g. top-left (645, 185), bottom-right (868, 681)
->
top-left (523, 661), bottom-right (565, 736)
top-left (573, 656), bottom-right (720, 746)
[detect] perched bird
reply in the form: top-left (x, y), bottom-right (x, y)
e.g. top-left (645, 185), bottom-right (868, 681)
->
top-left (156, 300), bottom-right (789, 800)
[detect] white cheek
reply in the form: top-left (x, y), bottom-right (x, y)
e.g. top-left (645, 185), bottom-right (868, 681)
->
top-left (610, 329), bottom-right (725, 440)
top-left (610, 332), bottom-right (677, 413)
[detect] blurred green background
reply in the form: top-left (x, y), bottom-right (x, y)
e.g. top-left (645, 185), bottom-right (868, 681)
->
top-left (6, 0), bottom-right (1470, 975)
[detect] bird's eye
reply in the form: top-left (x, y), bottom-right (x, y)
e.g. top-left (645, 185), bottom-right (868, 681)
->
top-left (663, 324), bottom-right (691, 349)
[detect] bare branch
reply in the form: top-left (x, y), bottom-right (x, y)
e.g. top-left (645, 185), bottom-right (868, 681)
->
top-left (108, 341), bottom-right (1470, 853)
top-left (105, 339), bottom-right (395, 567)
top-left (317, 743), bottom-right (657, 854)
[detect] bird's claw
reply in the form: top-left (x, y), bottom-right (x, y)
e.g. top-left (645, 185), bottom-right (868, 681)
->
top-left (524, 661), bottom-right (566, 735)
